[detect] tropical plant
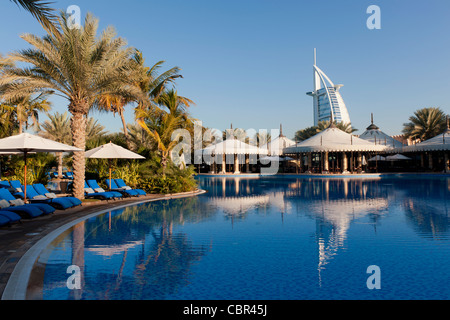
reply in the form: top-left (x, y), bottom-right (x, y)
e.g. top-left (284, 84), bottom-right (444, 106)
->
top-left (85, 117), bottom-right (109, 149)
top-left (9, 0), bottom-right (57, 33)
top-left (39, 111), bottom-right (71, 177)
top-left (12, 92), bottom-right (52, 133)
top-left (0, 12), bottom-right (148, 199)
top-left (402, 107), bottom-right (448, 142)
top-left (317, 120), bottom-right (357, 133)
top-left (137, 107), bottom-right (184, 178)
top-left (294, 125), bottom-right (318, 142)
top-left (294, 121), bottom-right (357, 142)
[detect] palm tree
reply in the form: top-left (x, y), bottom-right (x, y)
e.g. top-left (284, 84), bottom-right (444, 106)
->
top-left (137, 107), bottom-right (183, 177)
top-left (39, 111), bottom-right (71, 177)
top-left (294, 126), bottom-right (318, 142)
top-left (402, 107), bottom-right (448, 142)
top-left (317, 121), bottom-right (357, 134)
top-left (294, 121), bottom-right (357, 142)
top-left (13, 92), bottom-right (52, 133)
top-left (85, 117), bottom-right (109, 149)
top-left (9, 0), bottom-right (58, 33)
top-left (0, 13), bottom-right (147, 199)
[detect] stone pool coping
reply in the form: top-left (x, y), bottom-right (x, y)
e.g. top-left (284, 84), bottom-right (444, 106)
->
top-left (0, 189), bottom-right (206, 300)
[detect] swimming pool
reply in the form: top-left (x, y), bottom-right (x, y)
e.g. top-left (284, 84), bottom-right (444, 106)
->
top-left (24, 175), bottom-right (450, 300)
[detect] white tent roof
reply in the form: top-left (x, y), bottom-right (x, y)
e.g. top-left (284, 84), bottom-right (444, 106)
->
top-left (260, 133), bottom-right (296, 156)
top-left (283, 125), bottom-right (388, 153)
top-left (85, 142), bottom-right (145, 159)
top-left (359, 126), bottom-right (404, 149)
top-left (0, 132), bottom-right (81, 153)
top-left (401, 129), bottom-right (450, 152)
top-left (200, 138), bottom-right (268, 155)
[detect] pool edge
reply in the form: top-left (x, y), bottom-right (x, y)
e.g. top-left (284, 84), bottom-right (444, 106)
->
top-left (1, 189), bottom-right (206, 301)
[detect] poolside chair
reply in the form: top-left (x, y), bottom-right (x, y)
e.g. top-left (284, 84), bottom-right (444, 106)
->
top-left (9, 180), bottom-right (25, 198)
top-left (33, 183), bottom-right (82, 207)
top-left (114, 179), bottom-right (147, 196)
top-left (87, 180), bottom-right (123, 199)
top-left (0, 210), bottom-right (22, 224)
top-left (105, 179), bottom-right (139, 197)
top-left (84, 182), bottom-right (116, 200)
top-left (25, 185), bottom-right (75, 210)
top-left (0, 189), bottom-right (47, 219)
top-left (0, 215), bottom-right (10, 227)
top-left (0, 181), bottom-right (11, 189)
top-left (65, 172), bottom-right (74, 179)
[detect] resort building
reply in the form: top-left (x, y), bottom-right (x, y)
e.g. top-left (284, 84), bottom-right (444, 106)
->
top-left (283, 122), bottom-right (387, 174)
top-left (306, 49), bottom-right (351, 126)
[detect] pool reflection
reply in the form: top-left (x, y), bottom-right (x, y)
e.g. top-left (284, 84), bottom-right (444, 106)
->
top-left (33, 175), bottom-right (450, 300)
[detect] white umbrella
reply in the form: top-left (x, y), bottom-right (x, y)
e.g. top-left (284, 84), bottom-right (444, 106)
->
top-left (85, 142), bottom-right (145, 189)
top-left (368, 155), bottom-right (386, 161)
top-left (0, 133), bottom-right (81, 202)
top-left (260, 156), bottom-right (294, 162)
top-left (386, 154), bottom-right (411, 161)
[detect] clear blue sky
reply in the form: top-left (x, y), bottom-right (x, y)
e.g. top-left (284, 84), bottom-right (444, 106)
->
top-left (1, 0), bottom-right (450, 138)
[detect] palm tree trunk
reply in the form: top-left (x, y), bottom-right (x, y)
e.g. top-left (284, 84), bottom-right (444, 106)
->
top-left (71, 112), bottom-right (86, 199)
top-left (119, 110), bottom-right (131, 149)
top-left (57, 152), bottom-right (63, 179)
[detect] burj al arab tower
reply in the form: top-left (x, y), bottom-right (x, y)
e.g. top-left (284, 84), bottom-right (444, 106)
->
top-left (306, 49), bottom-right (351, 126)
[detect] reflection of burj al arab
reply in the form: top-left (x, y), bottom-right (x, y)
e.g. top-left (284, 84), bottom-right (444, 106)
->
top-left (284, 179), bottom-right (389, 286)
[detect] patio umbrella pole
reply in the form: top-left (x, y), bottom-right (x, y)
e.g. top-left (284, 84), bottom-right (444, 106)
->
top-left (109, 159), bottom-right (112, 190)
top-left (24, 151), bottom-right (28, 203)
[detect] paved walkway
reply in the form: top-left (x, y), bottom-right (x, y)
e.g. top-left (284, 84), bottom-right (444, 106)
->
top-left (0, 192), bottom-right (201, 299)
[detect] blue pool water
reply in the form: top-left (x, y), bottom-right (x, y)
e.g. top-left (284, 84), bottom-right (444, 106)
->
top-left (29, 175), bottom-right (450, 300)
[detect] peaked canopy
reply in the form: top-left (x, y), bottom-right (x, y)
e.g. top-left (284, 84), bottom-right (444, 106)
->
top-left (359, 116), bottom-right (404, 149)
top-left (260, 125), bottom-right (296, 156)
top-left (283, 125), bottom-right (388, 154)
top-left (0, 133), bottom-right (81, 202)
top-left (200, 137), bottom-right (268, 156)
top-left (0, 132), bottom-right (81, 154)
top-left (401, 128), bottom-right (450, 152)
top-left (85, 142), bottom-right (145, 159)
top-left (86, 142), bottom-right (145, 189)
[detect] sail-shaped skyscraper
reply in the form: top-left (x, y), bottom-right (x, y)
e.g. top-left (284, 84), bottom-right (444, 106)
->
top-left (306, 49), bottom-right (351, 126)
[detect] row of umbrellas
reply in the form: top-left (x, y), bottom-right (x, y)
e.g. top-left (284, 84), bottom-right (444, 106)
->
top-left (368, 154), bottom-right (412, 162)
top-left (0, 133), bottom-right (144, 202)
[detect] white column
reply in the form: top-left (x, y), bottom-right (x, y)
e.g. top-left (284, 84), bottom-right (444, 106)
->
top-left (342, 152), bottom-right (349, 173)
top-left (234, 154), bottom-right (240, 174)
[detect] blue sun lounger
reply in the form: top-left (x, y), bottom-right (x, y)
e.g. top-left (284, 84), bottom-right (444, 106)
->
top-left (9, 180), bottom-right (25, 198)
top-left (105, 179), bottom-right (139, 197)
top-left (87, 180), bottom-right (123, 199)
top-left (84, 182), bottom-right (116, 200)
top-left (0, 210), bottom-right (22, 225)
top-left (0, 189), bottom-right (49, 219)
top-left (25, 185), bottom-right (75, 210)
top-left (33, 183), bottom-right (82, 207)
top-left (114, 179), bottom-right (147, 196)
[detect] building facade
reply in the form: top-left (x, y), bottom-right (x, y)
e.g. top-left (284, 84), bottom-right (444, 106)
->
top-left (306, 49), bottom-right (351, 127)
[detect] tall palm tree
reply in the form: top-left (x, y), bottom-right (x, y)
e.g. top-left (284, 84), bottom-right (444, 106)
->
top-left (402, 107), bottom-right (448, 142)
top-left (9, 0), bottom-right (58, 33)
top-left (39, 111), bottom-right (71, 177)
top-left (0, 13), bottom-right (147, 199)
top-left (13, 92), bottom-right (52, 133)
